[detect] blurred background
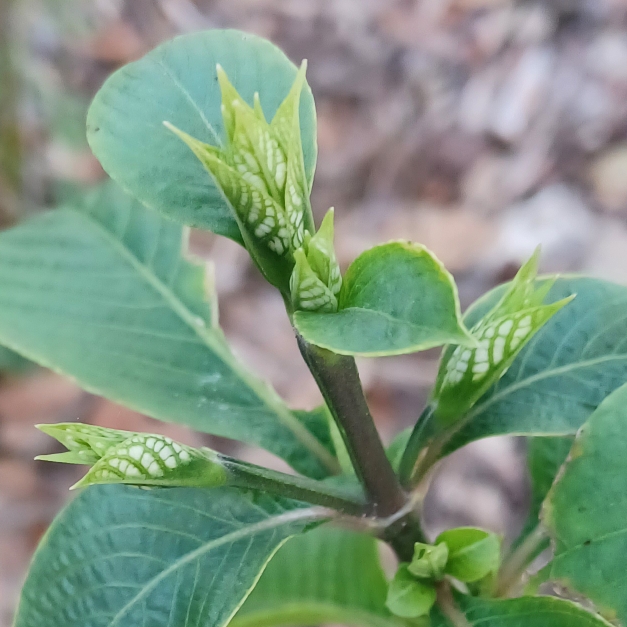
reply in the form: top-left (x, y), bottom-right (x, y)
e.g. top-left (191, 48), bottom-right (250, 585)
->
top-left (2, 0), bottom-right (627, 623)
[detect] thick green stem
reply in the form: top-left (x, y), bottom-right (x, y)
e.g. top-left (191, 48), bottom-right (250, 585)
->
top-left (219, 454), bottom-right (367, 517)
top-left (296, 335), bottom-right (423, 559)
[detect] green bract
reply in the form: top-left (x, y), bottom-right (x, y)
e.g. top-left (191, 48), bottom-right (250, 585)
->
top-left (3, 25), bottom-right (627, 627)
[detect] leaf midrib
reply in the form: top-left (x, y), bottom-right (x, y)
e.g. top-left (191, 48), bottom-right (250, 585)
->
top-left (107, 507), bottom-right (321, 627)
top-left (75, 209), bottom-right (337, 472)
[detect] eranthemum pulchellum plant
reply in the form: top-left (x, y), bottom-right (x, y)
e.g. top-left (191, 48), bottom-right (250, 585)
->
top-left (3, 28), bottom-right (627, 627)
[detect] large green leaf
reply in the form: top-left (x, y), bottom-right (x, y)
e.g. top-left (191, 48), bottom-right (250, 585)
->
top-left (544, 382), bottom-right (627, 625)
top-left (0, 183), bottom-right (337, 478)
top-left (432, 595), bottom-right (612, 627)
top-left (233, 525), bottom-right (400, 627)
top-left (294, 242), bottom-right (473, 356)
top-left (14, 485), bottom-right (323, 627)
top-left (87, 29), bottom-right (317, 242)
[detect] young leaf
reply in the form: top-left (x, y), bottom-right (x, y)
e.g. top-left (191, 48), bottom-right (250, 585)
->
top-left (294, 241), bottom-right (474, 356)
top-left (543, 382), bottom-right (627, 625)
top-left (408, 542), bottom-right (449, 580)
top-left (290, 208), bottom-right (342, 313)
top-left (234, 526), bottom-right (400, 627)
top-left (14, 486), bottom-right (324, 627)
top-left (73, 433), bottom-right (227, 490)
top-left (0, 182), bottom-right (337, 478)
top-left (36, 422), bottom-right (131, 464)
top-left (401, 275), bottom-right (627, 480)
top-left (164, 62), bottom-right (315, 292)
top-left (386, 565), bottom-right (436, 619)
top-left (290, 248), bottom-right (338, 313)
top-left (435, 527), bottom-right (501, 583)
top-left (303, 208), bottom-right (342, 297)
top-left (431, 595), bottom-right (612, 627)
top-left (87, 30), bottom-right (317, 242)
top-left (434, 250), bottom-right (574, 421)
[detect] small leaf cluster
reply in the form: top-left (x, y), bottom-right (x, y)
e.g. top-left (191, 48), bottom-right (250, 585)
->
top-left (386, 528), bottom-right (501, 619)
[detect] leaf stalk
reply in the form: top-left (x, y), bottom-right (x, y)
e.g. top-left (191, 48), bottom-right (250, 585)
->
top-left (296, 334), bottom-right (423, 559)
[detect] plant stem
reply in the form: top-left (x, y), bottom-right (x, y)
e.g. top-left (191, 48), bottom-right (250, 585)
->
top-left (436, 581), bottom-right (471, 627)
top-left (296, 335), bottom-right (423, 559)
top-left (218, 454), bottom-right (367, 517)
top-left (493, 525), bottom-right (549, 597)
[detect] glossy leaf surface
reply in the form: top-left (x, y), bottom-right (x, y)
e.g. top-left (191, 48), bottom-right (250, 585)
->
top-left (0, 184), bottom-right (337, 477)
top-left (544, 383), bottom-right (627, 625)
top-left (87, 30), bottom-right (317, 241)
top-left (14, 486), bottom-right (321, 627)
top-left (294, 242), bottom-right (473, 356)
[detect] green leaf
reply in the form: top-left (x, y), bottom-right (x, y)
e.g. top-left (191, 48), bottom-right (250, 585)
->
top-left (434, 250), bottom-right (574, 422)
top-left (404, 276), bottom-right (627, 470)
top-left (0, 183), bottom-right (337, 478)
top-left (386, 565), bottom-right (436, 619)
top-left (87, 29), bottom-right (317, 242)
top-left (408, 542), bottom-right (449, 580)
top-left (294, 242), bottom-right (473, 356)
top-left (432, 595), bottom-right (612, 627)
top-left (544, 382), bottom-right (627, 625)
top-left (511, 436), bottom-right (572, 554)
top-left (233, 525), bottom-right (400, 627)
top-left (435, 527), bottom-right (501, 583)
top-left (14, 485), bottom-right (322, 627)
top-left (0, 344), bottom-right (33, 373)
